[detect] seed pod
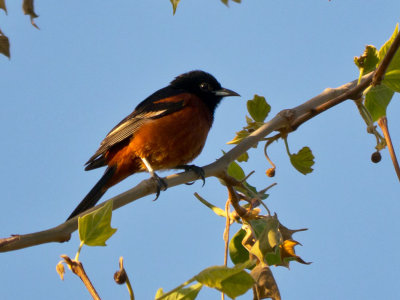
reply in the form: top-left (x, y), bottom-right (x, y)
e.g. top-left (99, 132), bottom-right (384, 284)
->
top-left (371, 151), bottom-right (382, 163)
top-left (266, 167), bottom-right (275, 177)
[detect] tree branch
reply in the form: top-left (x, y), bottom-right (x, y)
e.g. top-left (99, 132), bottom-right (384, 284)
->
top-left (0, 72), bottom-right (373, 252)
top-left (1, 31), bottom-right (399, 252)
top-left (60, 255), bottom-right (101, 300)
top-left (378, 117), bottom-right (400, 180)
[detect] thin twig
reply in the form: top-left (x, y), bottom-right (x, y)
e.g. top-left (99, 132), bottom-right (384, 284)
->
top-left (223, 199), bottom-right (231, 267)
top-left (226, 184), bottom-right (248, 220)
top-left (242, 170), bottom-right (255, 182)
top-left (258, 183), bottom-right (277, 195)
top-left (258, 200), bottom-right (271, 216)
top-left (61, 255), bottom-right (101, 300)
top-left (378, 117), bottom-right (400, 181)
top-left (222, 198), bottom-right (231, 300)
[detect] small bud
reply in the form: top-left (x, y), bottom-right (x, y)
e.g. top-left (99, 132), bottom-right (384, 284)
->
top-left (266, 168), bottom-right (275, 177)
top-left (114, 269), bottom-right (127, 285)
top-left (114, 257), bottom-right (129, 285)
top-left (56, 262), bottom-right (65, 281)
top-left (371, 151), bottom-right (382, 163)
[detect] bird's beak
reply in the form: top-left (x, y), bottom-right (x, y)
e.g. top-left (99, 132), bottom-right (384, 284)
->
top-left (214, 88), bottom-right (240, 97)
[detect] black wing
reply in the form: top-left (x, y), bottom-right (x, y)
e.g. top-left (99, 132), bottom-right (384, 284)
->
top-left (85, 86), bottom-right (186, 170)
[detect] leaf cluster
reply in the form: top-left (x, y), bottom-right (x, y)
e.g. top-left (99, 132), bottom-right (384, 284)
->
top-left (228, 94), bottom-right (315, 176)
top-left (355, 24), bottom-right (400, 121)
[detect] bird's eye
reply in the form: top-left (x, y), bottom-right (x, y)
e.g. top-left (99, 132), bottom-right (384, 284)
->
top-left (200, 82), bottom-right (212, 92)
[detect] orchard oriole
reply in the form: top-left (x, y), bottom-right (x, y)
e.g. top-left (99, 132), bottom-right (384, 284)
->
top-left (67, 70), bottom-right (239, 220)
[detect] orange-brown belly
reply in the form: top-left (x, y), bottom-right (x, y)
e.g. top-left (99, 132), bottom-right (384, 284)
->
top-left (105, 102), bottom-right (212, 187)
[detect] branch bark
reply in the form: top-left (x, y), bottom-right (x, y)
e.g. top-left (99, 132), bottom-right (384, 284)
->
top-left (0, 72), bottom-right (373, 253)
top-left (1, 30), bottom-right (399, 253)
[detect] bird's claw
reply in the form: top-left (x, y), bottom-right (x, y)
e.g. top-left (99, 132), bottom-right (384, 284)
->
top-left (151, 173), bottom-right (168, 201)
top-left (177, 165), bottom-right (206, 186)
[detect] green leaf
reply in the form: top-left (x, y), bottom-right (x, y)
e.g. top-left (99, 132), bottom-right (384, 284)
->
top-left (354, 45), bottom-right (379, 75)
top-left (195, 194), bottom-right (226, 218)
top-left (236, 151), bottom-right (249, 162)
top-left (226, 169), bottom-right (269, 201)
top-left (248, 218), bottom-right (268, 238)
top-left (244, 119), bottom-right (265, 133)
top-left (155, 288), bottom-right (165, 299)
top-left (264, 248), bottom-right (282, 266)
top-left (365, 85), bottom-right (395, 121)
top-left (378, 24), bottom-right (399, 62)
top-left (195, 263), bottom-right (254, 298)
top-left (78, 200), bottom-right (117, 246)
top-left (227, 129), bottom-right (250, 145)
top-left (383, 69), bottom-right (400, 92)
top-left (227, 160), bottom-right (245, 181)
top-left (387, 46), bottom-right (400, 73)
top-left (289, 146), bottom-right (315, 175)
top-left (241, 182), bottom-right (269, 200)
top-left (364, 46), bottom-right (379, 73)
top-left (224, 157), bottom-right (269, 200)
top-left (170, 0), bottom-right (180, 15)
top-left (247, 95), bottom-right (271, 122)
top-left (229, 229), bottom-right (249, 265)
top-left (155, 283), bottom-right (202, 300)
top-left (379, 24), bottom-right (400, 73)
top-left (248, 217), bottom-right (283, 265)
top-left (219, 271), bottom-right (253, 298)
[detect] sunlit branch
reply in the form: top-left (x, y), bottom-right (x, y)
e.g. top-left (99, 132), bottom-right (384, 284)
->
top-left (1, 32), bottom-right (399, 252)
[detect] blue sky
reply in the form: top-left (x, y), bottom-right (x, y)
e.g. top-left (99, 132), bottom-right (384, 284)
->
top-left (1, 1), bottom-right (400, 299)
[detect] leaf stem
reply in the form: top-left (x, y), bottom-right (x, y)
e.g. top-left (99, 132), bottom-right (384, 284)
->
top-left (354, 98), bottom-right (386, 149)
top-left (223, 199), bottom-right (231, 267)
top-left (283, 137), bottom-right (291, 156)
top-left (155, 277), bottom-right (196, 300)
top-left (125, 276), bottom-right (135, 300)
top-left (222, 199), bottom-right (231, 300)
top-left (264, 141), bottom-right (276, 170)
top-left (75, 240), bottom-right (84, 261)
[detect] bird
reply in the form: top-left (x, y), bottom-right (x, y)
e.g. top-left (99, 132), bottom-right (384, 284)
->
top-left (67, 70), bottom-right (240, 220)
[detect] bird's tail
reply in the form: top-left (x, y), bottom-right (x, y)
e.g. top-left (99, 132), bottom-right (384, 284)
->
top-left (66, 166), bottom-right (116, 220)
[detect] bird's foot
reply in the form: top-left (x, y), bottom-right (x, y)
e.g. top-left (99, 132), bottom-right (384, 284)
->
top-left (150, 172), bottom-right (168, 200)
top-left (176, 164), bottom-right (206, 186)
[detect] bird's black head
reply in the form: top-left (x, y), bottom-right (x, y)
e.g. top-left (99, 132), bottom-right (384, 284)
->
top-left (170, 70), bottom-right (240, 113)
